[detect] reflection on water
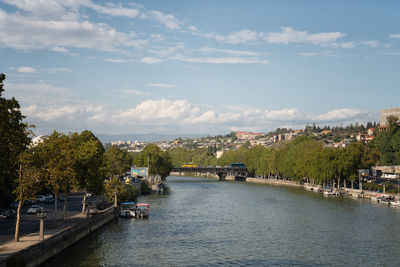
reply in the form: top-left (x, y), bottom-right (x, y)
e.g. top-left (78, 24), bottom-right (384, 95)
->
top-left (45, 176), bottom-right (400, 266)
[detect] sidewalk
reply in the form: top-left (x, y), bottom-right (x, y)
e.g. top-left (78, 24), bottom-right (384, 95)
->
top-left (0, 212), bottom-right (86, 264)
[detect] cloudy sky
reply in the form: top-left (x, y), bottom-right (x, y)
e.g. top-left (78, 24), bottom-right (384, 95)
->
top-left (1, 0), bottom-right (399, 135)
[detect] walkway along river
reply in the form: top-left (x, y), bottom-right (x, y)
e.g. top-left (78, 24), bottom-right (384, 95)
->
top-left (45, 176), bottom-right (400, 266)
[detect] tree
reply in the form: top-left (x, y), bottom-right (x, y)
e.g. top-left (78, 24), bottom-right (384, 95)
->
top-left (134, 144), bottom-right (173, 180)
top-left (72, 130), bottom-right (105, 213)
top-left (0, 74), bottom-right (30, 207)
top-left (36, 131), bottom-right (77, 221)
top-left (104, 176), bottom-right (138, 205)
top-left (14, 149), bottom-right (41, 241)
top-left (103, 146), bottom-right (130, 177)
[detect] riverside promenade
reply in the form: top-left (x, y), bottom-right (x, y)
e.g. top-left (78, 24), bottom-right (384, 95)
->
top-left (0, 207), bottom-right (118, 267)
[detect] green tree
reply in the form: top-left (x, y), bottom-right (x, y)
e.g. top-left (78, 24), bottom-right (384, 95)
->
top-left (134, 144), bottom-right (173, 180)
top-left (36, 131), bottom-right (77, 221)
top-left (103, 146), bottom-right (130, 177)
top-left (104, 176), bottom-right (138, 205)
top-left (14, 149), bottom-right (41, 241)
top-left (0, 74), bottom-right (30, 207)
top-left (72, 130), bottom-right (105, 213)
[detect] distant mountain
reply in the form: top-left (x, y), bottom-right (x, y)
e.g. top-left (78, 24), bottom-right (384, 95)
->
top-left (95, 133), bottom-right (206, 143)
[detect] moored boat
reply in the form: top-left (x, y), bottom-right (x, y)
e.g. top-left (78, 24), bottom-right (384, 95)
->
top-left (120, 201), bottom-right (136, 218)
top-left (136, 203), bottom-right (150, 218)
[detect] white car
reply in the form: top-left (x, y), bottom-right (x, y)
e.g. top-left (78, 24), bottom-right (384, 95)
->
top-left (36, 195), bottom-right (46, 202)
top-left (27, 205), bottom-right (43, 214)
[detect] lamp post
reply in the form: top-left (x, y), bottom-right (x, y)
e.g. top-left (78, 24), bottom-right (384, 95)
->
top-left (37, 209), bottom-right (47, 241)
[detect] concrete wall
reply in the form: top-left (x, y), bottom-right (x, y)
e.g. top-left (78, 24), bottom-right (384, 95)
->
top-left (5, 207), bottom-right (118, 267)
top-left (246, 178), bottom-right (303, 188)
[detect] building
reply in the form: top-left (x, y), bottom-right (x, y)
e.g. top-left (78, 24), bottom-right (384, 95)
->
top-left (379, 107), bottom-right (400, 131)
top-left (235, 131), bottom-right (264, 140)
top-left (367, 128), bottom-right (375, 136)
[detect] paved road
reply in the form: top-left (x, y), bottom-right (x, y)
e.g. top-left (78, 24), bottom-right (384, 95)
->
top-left (0, 192), bottom-right (84, 245)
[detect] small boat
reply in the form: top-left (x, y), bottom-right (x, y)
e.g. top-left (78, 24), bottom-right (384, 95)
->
top-left (323, 187), bottom-right (338, 196)
top-left (136, 203), bottom-right (150, 218)
top-left (120, 202), bottom-right (136, 218)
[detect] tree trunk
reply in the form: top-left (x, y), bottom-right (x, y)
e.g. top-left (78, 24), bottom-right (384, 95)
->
top-left (14, 200), bottom-right (23, 242)
top-left (81, 193), bottom-right (87, 214)
top-left (337, 177), bottom-right (340, 189)
top-left (344, 179), bottom-right (346, 189)
top-left (114, 191), bottom-right (118, 207)
top-left (351, 180), bottom-right (354, 189)
top-left (63, 195), bottom-right (68, 222)
top-left (54, 192), bottom-right (58, 221)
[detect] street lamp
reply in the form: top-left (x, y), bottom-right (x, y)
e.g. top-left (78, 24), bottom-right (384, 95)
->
top-left (37, 209), bottom-right (47, 241)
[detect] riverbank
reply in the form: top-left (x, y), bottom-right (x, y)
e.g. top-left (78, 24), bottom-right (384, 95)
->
top-left (0, 206), bottom-right (118, 267)
top-left (246, 177), bottom-right (399, 201)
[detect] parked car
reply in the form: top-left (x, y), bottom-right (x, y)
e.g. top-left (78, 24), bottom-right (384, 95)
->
top-left (43, 196), bottom-right (54, 204)
top-left (58, 195), bottom-right (66, 201)
top-left (0, 209), bottom-right (16, 219)
top-left (9, 202), bottom-right (19, 209)
top-left (44, 194), bottom-right (53, 199)
top-left (24, 199), bottom-right (36, 205)
top-left (36, 195), bottom-right (46, 202)
top-left (27, 205), bottom-right (43, 214)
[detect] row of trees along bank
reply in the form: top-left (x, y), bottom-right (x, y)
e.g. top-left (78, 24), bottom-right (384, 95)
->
top-left (1, 74), bottom-right (140, 241)
top-left (169, 129), bottom-right (400, 189)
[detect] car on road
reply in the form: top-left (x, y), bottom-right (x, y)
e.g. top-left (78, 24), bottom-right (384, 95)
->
top-left (45, 194), bottom-right (53, 199)
top-left (36, 195), bottom-right (46, 202)
top-left (58, 195), bottom-right (66, 201)
top-left (24, 199), bottom-right (36, 205)
top-left (0, 209), bottom-right (16, 219)
top-left (43, 196), bottom-right (54, 204)
top-left (27, 205), bottom-right (43, 214)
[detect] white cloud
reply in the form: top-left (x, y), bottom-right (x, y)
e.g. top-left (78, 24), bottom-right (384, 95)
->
top-left (0, 9), bottom-right (145, 51)
top-left (140, 57), bottom-right (162, 64)
top-left (360, 40), bottom-right (379, 47)
top-left (104, 58), bottom-right (126, 63)
top-left (147, 83), bottom-right (175, 88)
top-left (17, 66), bottom-right (36, 73)
top-left (171, 56), bottom-right (268, 64)
top-left (52, 46), bottom-right (69, 53)
top-left (310, 108), bottom-right (369, 122)
top-left (196, 26), bottom-right (346, 47)
top-left (225, 29), bottom-right (259, 44)
top-left (16, 92), bottom-right (378, 135)
top-left (340, 41), bottom-right (355, 48)
top-left (87, 2), bottom-right (139, 18)
top-left (262, 27), bottom-right (345, 45)
top-left (389, 34), bottom-right (400, 39)
top-left (146, 10), bottom-right (182, 30)
top-left (199, 47), bottom-right (261, 56)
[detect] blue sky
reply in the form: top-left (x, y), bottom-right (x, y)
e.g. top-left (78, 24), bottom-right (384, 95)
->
top-left (1, 0), bottom-right (399, 135)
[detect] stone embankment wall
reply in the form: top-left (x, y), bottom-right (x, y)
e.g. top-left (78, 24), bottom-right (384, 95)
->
top-left (246, 178), bottom-right (303, 188)
top-left (5, 207), bottom-right (118, 267)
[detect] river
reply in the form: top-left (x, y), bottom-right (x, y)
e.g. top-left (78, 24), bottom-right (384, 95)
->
top-left (45, 176), bottom-right (400, 266)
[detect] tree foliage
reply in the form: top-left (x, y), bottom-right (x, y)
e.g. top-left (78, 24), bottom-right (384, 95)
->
top-left (103, 146), bottom-right (130, 177)
top-left (134, 144), bottom-right (173, 179)
top-left (0, 73), bottom-right (30, 206)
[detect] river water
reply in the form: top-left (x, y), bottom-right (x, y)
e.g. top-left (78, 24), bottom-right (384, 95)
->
top-left (46, 176), bottom-right (400, 266)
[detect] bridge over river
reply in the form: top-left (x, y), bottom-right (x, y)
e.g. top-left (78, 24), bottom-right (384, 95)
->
top-left (171, 166), bottom-right (248, 180)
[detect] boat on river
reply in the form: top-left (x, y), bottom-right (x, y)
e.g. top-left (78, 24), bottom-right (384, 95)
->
top-left (136, 203), bottom-right (150, 218)
top-left (120, 202), bottom-right (136, 218)
top-left (323, 187), bottom-right (338, 196)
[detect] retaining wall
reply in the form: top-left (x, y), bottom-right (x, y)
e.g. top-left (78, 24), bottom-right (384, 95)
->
top-left (4, 206), bottom-right (118, 267)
